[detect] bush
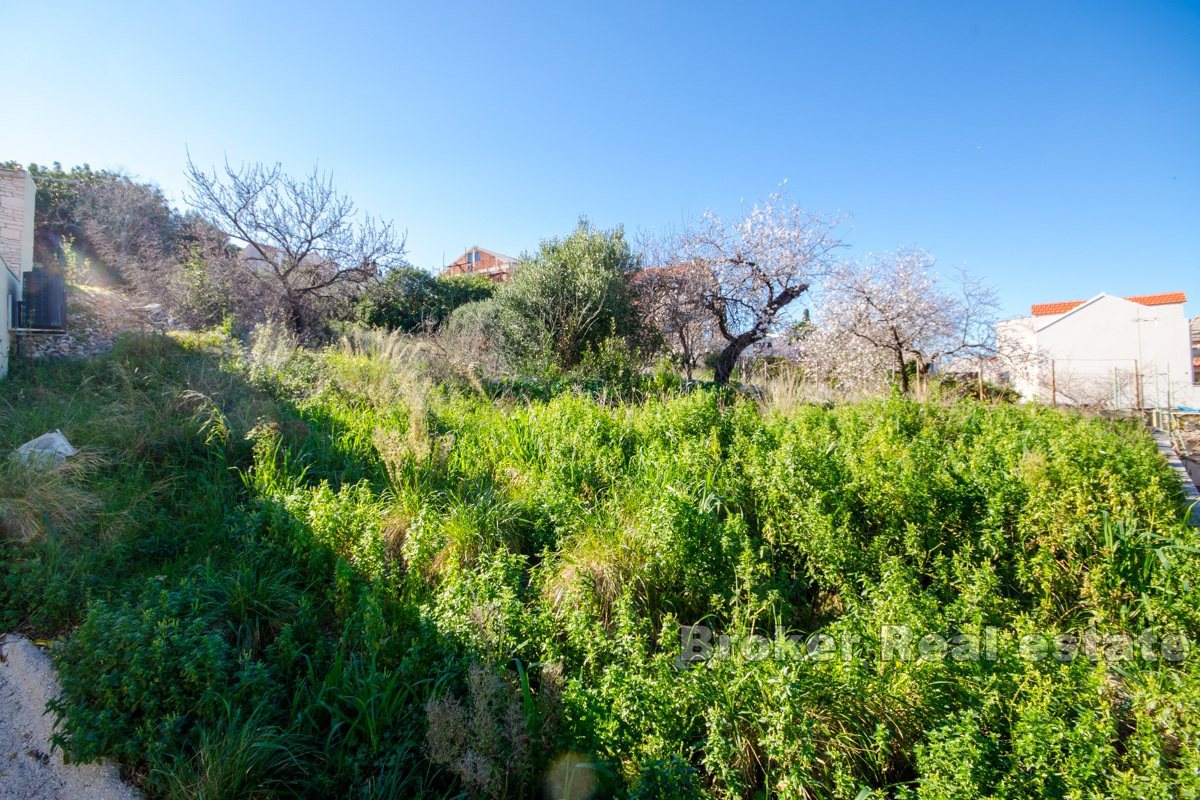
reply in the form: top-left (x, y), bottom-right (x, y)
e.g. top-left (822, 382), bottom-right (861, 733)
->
top-left (628, 756), bottom-right (704, 800)
top-left (355, 267), bottom-right (495, 334)
top-left (491, 219), bottom-right (646, 375)
top-left (50, 583), bottom-right (245, 765)
top-left (570, 335), bottom-right (645, 399)
top-left (443, 297), bottom-right (508, 374)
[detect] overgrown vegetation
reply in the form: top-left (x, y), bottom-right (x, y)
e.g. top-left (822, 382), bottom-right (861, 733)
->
top-left (2, 327), bottom-right (1198, 799)
top-left (354, 268), bottom-right (496, 334)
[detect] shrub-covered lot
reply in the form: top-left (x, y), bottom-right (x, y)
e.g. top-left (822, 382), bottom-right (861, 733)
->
top-left (2, 330), bottom-right (1198, 799)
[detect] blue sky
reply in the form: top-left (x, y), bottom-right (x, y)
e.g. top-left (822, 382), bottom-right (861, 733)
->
top-left (3, 0), bottom-right (1197, 318)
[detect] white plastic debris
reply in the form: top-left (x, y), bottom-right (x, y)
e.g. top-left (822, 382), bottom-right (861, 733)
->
top-left (14, 429), bottom-right (78, 468)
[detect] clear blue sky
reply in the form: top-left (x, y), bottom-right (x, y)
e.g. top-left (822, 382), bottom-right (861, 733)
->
top-left (4, 0), bottom-right (1197, 318)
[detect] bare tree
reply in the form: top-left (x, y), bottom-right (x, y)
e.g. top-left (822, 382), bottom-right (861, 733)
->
top-left (184, 157), bottom-right (406, 333)
top-left (634, 261), bottom-right (717, 380)
top-left (661, 194), bottom-right (846, 384)
top-left (806, 249), bottom-right (998, 394)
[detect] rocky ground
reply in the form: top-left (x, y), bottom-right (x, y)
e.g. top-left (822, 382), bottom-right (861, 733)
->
top-left (0, 636), bottom-right (138, 800)
top-left (15, 285), bottom-right (179, 361)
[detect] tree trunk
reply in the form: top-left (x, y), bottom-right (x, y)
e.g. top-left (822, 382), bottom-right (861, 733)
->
top-left (713, 336), bottom-right (755, 385)
top-left (283, 292), bottom-right (305, 334)
top-left (896, 352), bottom-right (910, 393)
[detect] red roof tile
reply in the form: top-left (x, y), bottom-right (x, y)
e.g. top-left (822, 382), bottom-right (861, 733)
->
top-left (1031, 300), bottom-right (1085, 316)
top-left (1031, 292), bottom-right (1187, 316)
top-left (1125, 291), bottom-right (1187, 307)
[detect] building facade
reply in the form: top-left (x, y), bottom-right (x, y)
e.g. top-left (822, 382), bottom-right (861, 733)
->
top-left (0, 168), bottom-right (35, 378)
top-left (440, 247), bottom-right (517, 283)
top-left (997, 291), bottom-right (1198, 409)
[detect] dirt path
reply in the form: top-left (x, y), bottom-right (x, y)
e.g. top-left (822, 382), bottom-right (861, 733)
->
top-left (0, 635), bottom-right (138, 800)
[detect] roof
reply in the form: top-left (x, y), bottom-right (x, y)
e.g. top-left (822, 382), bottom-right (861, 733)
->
top-left (1031, 300), bottom-right (1085, 316)
top-left (1032, 291), bottom-right (1186, 316)
top-left (1125, 291), bottom-right (1187, 307)
top-left (451, 246), bottom-right (517, 265)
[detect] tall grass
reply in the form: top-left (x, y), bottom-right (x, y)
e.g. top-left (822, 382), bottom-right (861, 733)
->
top-left (150, 699), bottom-right (311, 800)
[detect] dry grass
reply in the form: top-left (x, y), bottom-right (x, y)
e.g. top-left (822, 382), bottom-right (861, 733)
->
top-left (332, 328), bottom-right (434, 407)
top-left (0, 450), bottom-right (105, 543)
top-left (543, 523), bottom-right (654, 629)
top-left (747, 362), bottom-right (878, 415)
top-left (335, 326), bottom-right (487, 400)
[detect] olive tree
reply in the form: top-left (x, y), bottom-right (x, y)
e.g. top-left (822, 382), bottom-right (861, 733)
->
top-left (496, 220), bottom-right (643, 374)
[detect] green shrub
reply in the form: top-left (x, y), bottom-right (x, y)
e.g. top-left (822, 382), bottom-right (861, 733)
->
top-left (354, 267), bottom-right (495, 334)
top-left (628, 755), bottom-right (704, 800)
top-left (571, 335), bottom-right (646, 399)
top-left (491, 220), bottom-right (646, 374)
top-left (50, 583), bottom-right (244, 764)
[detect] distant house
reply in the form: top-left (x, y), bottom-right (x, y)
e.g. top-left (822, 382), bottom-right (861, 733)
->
top-left (441, 247), bottom-right (517, 283)
top-left (996, 291), bottom-right (1197, 409)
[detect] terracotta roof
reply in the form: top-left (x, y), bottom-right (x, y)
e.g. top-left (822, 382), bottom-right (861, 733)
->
top-left (1031, 291), bottom-right (1187, 316)
top-left (1031, 300), bottom-right (1085, 316)
top-left (1125, 291), bottom-right (1187, 307)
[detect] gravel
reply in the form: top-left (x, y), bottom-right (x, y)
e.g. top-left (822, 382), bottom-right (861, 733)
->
top-left (0, 635), bottom-right (138, 800)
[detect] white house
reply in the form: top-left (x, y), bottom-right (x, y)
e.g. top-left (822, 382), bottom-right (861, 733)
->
top-left (996, 291), bottom-right (1198, 409)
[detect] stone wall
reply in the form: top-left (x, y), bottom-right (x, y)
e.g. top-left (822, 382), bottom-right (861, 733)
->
top-left (15, 285), bottom-right (180, 362)
top-left (0, 168), bottom-right (35, 273)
